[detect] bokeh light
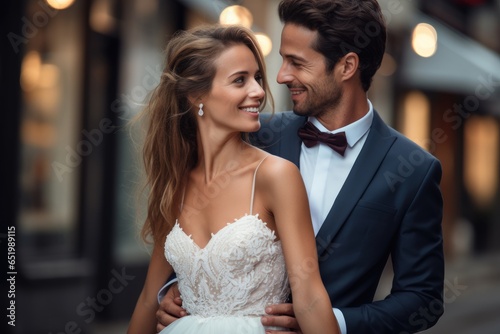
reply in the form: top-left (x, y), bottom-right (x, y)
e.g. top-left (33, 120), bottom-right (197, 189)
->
top-left (219, 5), bottom-right (253, 29)
top-left (412, 23), bottom-right (438, 58)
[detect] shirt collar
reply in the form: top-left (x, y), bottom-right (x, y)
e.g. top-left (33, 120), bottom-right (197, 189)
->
top-left (308, 99), bottom-right (374, 148)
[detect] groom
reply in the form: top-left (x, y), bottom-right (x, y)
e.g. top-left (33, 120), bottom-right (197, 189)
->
top-left (157, 0), bottom-right (444, 333)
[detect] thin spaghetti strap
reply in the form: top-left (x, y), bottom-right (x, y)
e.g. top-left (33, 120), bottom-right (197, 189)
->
top-left (179, 186), bottom-right (186, 211)
top-left (249, 155), bottom-right (269, 215)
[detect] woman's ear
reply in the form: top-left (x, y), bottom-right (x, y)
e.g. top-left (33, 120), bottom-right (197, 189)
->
top-left (187, 95), bottom-right (198, 109)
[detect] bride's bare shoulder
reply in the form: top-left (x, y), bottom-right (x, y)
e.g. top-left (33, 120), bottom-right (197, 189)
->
top-left (257, 154), bottom-right (302, 185)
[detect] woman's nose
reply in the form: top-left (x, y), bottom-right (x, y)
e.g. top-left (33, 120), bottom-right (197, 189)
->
top-left (249, 81), bottom-right (265, 99)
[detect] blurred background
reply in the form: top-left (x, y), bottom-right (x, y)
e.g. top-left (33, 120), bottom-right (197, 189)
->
top-left (1, 0), bottom-right (499, 333)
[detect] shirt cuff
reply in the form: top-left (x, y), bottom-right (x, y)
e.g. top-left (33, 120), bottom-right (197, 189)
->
top-left (334, 308), bottom-right (347, 334)
top-left (157, 278), bottom-right (179, 304)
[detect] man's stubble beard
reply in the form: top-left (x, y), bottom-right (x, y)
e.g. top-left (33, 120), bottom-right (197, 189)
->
top-left (292, 81), bottom-right (343, 119)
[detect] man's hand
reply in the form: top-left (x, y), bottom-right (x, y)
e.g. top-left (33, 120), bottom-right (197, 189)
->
top-left (261, 303), bottom-right (302, 334)
top-left (156, 283), bottom-right (186, 332)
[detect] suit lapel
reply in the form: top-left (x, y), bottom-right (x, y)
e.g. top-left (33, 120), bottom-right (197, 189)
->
top-left (315, 111), bottom-right (397, 255)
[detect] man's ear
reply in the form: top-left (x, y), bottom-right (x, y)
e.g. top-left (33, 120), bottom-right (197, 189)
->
top-left (339, 52), bottom-right (359, 81)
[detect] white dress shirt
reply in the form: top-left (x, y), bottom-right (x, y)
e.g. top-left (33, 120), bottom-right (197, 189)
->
top-left (300, 100), bottom-right (374, 334)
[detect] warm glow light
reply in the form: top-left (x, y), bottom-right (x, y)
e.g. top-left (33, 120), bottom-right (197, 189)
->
top-left (255, 33), bottom-right (272, 57)
top-left (412, 23), bottom-right (438, 58)
top-left (46, 0), bottom-right (75, 10)
top-left (31, 64), bottom-right (61, 116)
top-left (378, 53), bottom-right (397, 76)
top-left (38, 64), bottom-right (60, 89)
top-left (219, 5), bottom-right (253, 29)
top-left (21, 51), bottom-right (42, 92)
top-left (22, 119), bottom-right (57, 149)
top-left (401, 91), bottom-right (430, 150)
top-left (464, 116), bottom-right (499, 208)
top-left (90, 0), bottom-right (117, 34)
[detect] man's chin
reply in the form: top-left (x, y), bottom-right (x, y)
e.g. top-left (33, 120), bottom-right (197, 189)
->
top-left (292, 106), bottom-right (311, 117)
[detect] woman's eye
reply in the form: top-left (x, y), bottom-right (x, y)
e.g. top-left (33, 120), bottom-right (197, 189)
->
top-left (234, 77), bottom-right (244, 84)
top-left (255, 75), bottom-right (263, 85)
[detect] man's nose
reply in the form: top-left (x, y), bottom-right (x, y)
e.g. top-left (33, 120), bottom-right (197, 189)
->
top-left (276, 62), bottom-right (291, 84)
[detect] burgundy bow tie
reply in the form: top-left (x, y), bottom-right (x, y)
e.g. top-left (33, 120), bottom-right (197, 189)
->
top-left (298, 121), bottom-right (348, 156)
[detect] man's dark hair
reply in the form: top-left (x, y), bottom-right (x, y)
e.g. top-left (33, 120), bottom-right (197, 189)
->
top-left (278, 0), bottom-right (386, 91)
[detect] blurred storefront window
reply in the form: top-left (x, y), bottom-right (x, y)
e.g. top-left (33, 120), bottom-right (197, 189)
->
top-left (18, 0), bottom-right (85, 264)
top-left (464, 115), bottom-right (499, 209)
top-left (400, 90), bottom-right (431, 150)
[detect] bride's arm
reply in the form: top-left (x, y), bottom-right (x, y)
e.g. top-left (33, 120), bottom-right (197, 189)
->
top-left (262, 156), bottom-right (340, 334)
top-left (128, 242), bottom-right (174, 334)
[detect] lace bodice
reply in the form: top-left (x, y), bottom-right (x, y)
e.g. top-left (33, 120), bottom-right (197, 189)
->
top-left (164, 214), bottom-right (289, 317)
top-left (164, 156), bottom-right (290, 317)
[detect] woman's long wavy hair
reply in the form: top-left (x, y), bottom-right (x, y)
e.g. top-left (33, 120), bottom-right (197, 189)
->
top-left (139, 25), bottom-right (272, 245)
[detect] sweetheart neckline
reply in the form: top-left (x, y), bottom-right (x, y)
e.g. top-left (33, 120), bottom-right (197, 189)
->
top-left (172, 214), bottom-right (279, 251)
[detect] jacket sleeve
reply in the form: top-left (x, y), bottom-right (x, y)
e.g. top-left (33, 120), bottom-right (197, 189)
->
top-left (341, 159), bottom-right (444, 333)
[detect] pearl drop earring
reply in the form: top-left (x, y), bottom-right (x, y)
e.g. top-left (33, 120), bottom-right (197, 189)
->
top-left (198, 103), bottom-right (204, 116)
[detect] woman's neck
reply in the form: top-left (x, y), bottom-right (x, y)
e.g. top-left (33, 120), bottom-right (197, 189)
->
top-left (195, 133), bottom-right (253, 183)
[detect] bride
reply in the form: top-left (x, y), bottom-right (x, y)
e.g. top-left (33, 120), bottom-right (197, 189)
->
top-left (127, 24), bottom-right (340, 334)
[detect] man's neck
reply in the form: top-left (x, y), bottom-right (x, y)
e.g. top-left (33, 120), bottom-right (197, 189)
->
top-left (315, 95), bottom-right (369, 131)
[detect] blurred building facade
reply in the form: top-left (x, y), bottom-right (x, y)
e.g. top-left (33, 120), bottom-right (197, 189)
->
top-left (1, 0), bottom-right (499, 333)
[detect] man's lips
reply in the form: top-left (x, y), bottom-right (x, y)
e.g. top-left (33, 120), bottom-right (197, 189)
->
top-left (289, 87), bottom-right (306, 96)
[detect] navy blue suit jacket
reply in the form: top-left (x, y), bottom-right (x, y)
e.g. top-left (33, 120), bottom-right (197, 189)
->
top-left (252, 111), bottom-right (444, 333)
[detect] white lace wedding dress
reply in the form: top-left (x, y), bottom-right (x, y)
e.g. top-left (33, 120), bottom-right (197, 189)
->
top-left (161, 158), bottom-right (290, 333)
